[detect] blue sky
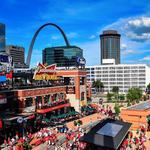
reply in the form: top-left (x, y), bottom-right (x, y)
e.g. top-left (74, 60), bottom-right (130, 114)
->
top-left (1, 0), bottom-right (150, 66)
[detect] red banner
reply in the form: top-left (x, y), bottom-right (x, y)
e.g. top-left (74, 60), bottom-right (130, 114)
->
top-left (6, 71), bottom-right (13, 79)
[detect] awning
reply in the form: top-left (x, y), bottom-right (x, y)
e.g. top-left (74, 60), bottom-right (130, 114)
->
top-left (36, 103), bottom-right (71, 114)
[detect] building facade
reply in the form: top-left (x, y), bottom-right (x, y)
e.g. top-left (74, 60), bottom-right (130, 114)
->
top-left (86, 64), bottom-right (150, 93)
top-left (6, 45), bottom-right (26, 68)
top-left (0, 23), bottom-right (5, 52)
top-left (42, 46), bottom-right (83, 67)
top-left (100, 30), bottom-right (121, 65)
top-left (121, 100), bottom-right (150, 130)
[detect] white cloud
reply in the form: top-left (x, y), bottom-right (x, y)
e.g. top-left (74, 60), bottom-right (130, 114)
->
top-left (142, 56), bottom-right (150, 61)
top-left (128, 17), bottom-right (150, 27)
top-left (102, 16), bottom-right (150, 42)
top-left (121, 43), bottom-right (127, 50)
top-left (89, 35), bottom-right (96, 39)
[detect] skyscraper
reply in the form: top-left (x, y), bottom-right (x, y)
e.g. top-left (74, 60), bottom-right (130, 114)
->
top-left (6, 45), bottom-right (26, 68)
top-left (100, 30), bottom-right (121, 65)
top-left (0, 23), bottom-right (6, 52)
top-left (42, 46), bottom-right (83, 67)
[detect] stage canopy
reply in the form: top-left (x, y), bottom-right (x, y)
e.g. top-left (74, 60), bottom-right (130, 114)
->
top-left (80, 118), bottom-right (131, 150)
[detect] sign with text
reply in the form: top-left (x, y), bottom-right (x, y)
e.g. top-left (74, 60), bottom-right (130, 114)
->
top-left (66, 86), bottom-right (75, 94)
top-left (33, 63), bottom-right (58, 80)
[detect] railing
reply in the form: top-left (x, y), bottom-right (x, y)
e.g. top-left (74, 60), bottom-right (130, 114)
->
top-left (36, 99), bottom-right (69, 109)
top-left (13, 83), bottom-right (65, 90)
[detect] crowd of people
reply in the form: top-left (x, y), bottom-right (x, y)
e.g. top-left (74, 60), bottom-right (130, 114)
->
top-left (121, 125), bottom-right (149, 150)
top-left (97, 104), bottom-right (114, 118)
top-left (52, 126), bottom-right (87, 150)
top-left (3, 132), bottom-right (33, 150)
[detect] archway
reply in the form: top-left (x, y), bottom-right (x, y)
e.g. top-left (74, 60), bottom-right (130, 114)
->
top-left (26, 23), bottom-right (70, 67)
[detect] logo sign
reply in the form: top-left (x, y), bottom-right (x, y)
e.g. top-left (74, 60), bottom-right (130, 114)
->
top-left (17, 117), bottom-right (24, 123)
top-left (0, 54), bottom-right (12, 64)
top-left (33, 63), bottom-right (58, 80)
top-left (76, 57), bottom-right (86, 66)
top-left (0, 94), bottom-right (7, 104)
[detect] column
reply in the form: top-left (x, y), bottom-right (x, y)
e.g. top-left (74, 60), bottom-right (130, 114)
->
top-left (32, 97), bottom-right (36, 106)
top-left (42, 96), bottom-right (45, 106)
top-left (74, 76), bottom-right (80, 100)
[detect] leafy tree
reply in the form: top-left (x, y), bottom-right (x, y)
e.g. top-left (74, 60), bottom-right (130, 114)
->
top-left (112, 86), bottom-right (119, 93)
top-left (119, 94), bottom-right (125, 101)
top-left (112, 86), bottom-right (119, 100)
top-left (126, 87), bottom-right (142, 103)
top-left (92, 80), bottom-right (104, 93)
top-left (127, 101), bottom-right (131, 107)
top-left (143, 95), bottom-right (147, 101)
top-left (114, 103), bottom-right (120, 116)
top-left (146, 83), bottom-right (150, 94)
top-left (107, 92), bottom-right (113, 102)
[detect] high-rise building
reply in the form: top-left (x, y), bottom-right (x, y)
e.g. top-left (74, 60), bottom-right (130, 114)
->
top-left (42, 46), bottom-right (83, 67)
top-left (0, 23), bottom-right (6, 52)
top-left (100, 30), bottom-right (121, 65)
top-left (6, 45), bottom-right (26, 68)
top-left (86, 64), bottom-right (150, 93)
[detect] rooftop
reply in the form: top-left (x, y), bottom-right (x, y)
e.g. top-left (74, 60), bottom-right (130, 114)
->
top-left (80, 118), bottom-right (131, 150)
top-left (128, 100), bottom-right (150, 110)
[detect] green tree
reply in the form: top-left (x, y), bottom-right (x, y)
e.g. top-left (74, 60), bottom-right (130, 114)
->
top-left (146, 83), bottom-right (150, 94)
top-left (143, 95), bottom-right (147, 101)
top-left (119, 94), bottom-right (125, 101)
top-left (107, 92), bottom-right (113, 102)
top-left (112, 86), bottom-right (119, 100)
top-left (114, 103), bottom-right (120, 116)
top-left (112, 86), bottom-right (119, 93)
top-left (126, 87), bottom-right (142, 103)
top-left (92, 80), bottom-right (104, 93)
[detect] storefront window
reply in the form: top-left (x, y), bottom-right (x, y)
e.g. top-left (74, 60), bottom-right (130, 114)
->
top-left (25, 98), bottom-right (33, 107)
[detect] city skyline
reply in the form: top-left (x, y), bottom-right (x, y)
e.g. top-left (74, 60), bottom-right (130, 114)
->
top-left (1, 0), bottom-right (150, 67)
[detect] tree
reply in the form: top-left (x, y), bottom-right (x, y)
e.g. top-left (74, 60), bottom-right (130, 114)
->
top-left (146, 83), bottom-right (150, 94)
top-left (126, 87), bottom-right (142, 103)
top-left (92, 80), bottom-right (104, 93)
top-left (114, 103), bottom-right (120, 116)
top-left (119, 94), bottom-right (125, 101)
top-left (107, 92), bottom-right (113, 102)
top-left (112, 86), bottom-right (119, 93)
top-left (112, 86), bottom-right (119, 100)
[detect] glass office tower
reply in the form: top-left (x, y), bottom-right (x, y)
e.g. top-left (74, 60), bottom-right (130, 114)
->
top-left (100, 30), bottom-right (121, 64)
top-left (0, 23), bottom-right (5, 52)
top-left (42, 46), bottom-right (83, 67)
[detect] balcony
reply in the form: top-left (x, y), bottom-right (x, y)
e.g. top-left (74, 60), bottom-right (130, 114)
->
top-left (36, 99), bottom-right (70, 114)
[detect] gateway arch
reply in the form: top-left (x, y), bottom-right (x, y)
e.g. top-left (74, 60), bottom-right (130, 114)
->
top-left (26, 23), bottom-right (70, 67)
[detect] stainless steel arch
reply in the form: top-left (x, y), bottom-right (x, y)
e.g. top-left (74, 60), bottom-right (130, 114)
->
top-left (26, 23), bottom-right (70, 67)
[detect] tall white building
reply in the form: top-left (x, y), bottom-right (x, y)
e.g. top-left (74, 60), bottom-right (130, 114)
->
top-left (86, 64), bottom-right (150, 93)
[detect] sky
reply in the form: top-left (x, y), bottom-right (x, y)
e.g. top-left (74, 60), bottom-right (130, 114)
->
top-left (1, 0), bottom-right (150, 67)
